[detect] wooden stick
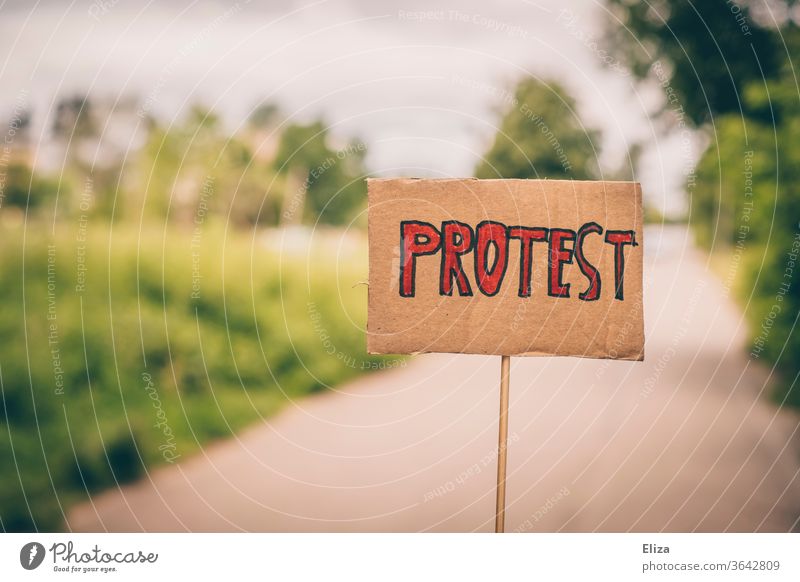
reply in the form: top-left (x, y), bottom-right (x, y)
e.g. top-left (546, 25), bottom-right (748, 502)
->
top-left (495, 355), bottom-right (511, 533)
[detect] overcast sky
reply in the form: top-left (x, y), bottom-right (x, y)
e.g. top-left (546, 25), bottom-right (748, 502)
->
top-left (0, 0), bottom-right (696, 215)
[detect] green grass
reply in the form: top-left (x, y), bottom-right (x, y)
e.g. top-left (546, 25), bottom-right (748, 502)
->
top-left (0, 220), bottom-right (393, 531)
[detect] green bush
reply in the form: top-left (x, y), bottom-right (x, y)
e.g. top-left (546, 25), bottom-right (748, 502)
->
top-left (0, 220), bottom-right (390, 531)
top-left (475, 78), bottom-right (600, 180)
top-left (691, 68), bottom-right (800, 407)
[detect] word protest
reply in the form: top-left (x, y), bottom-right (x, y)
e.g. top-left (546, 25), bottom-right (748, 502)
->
top-left (367, 178), bottom-right (644, 359)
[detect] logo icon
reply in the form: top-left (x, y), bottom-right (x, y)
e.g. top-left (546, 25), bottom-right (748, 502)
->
top-left (20, 542), bottom-right (45, 570)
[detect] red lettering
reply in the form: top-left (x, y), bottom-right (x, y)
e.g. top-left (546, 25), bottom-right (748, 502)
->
top-left (440, 221), bottom-right (474, 296)
top-left (397, 218), bottom-right (638, 301)
top-left (548, 229), bottom-right (576, 298)
top-left (400, 221), bottom-right (441, 297)
top-left (509, 226), bottom-right (548, 297)
top-left (604, 230), bottom-right (637, 300)
top-left (575, 222), bottom-right (603, 301)
top-left (474, 221), bottom-right (509, 296)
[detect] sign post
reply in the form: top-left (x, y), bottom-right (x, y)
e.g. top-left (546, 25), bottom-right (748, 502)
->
top-left (366, 178), bottom-right (645, 532)
top-left (495, 354), bottom-right (511, 533)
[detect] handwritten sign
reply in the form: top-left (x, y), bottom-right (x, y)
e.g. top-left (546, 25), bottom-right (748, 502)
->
top-left (367, 178), bottom-right (644, 360)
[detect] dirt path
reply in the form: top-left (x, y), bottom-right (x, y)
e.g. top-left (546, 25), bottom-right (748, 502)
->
top-left (68, 227), bottom-right (800, 532)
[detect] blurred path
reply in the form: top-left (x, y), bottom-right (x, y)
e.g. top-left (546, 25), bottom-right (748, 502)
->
top-left (68, 227), bottom-right (800, 532)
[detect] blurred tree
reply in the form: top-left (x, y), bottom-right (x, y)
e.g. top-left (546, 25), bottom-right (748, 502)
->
top-left (602, 0), bottom-right (787, 125)
top-left (605, 1), bottom-right (800, 406)
top-left (272, 120), bottom-right (367, 225)
top-left (52, 95), bottom-right (95, 140)
top-left (668, 18), bottom-right (800, 405)
top-left (130, 106), bottom-right (283, 226)
top-left (49, 95), bottom-right (121, 220)
top-left (475, 78), bottom-right (601, 180)
top-left (248, 102), bottom-right (281, 130)
top-left (1, 163), bottom-right (60, 210)
top-left (0, 225), bottom-right (388, 530)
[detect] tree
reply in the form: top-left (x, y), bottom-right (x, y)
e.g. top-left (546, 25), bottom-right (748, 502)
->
top-left (475, 78), bottom-right (601, 180)
top-left (248, 102), bottom-right (281, 130)
top-left (130, 107), bottom-right (284, 226)
top-left (52, 95), bottom-right (95, 139)
top-left (1, 164), bottom-right (59, 210)
top-left (272, 120), bottom-right (367, 226)
top-left (602, 0), bottom-right (786, 125)
top-left (690, 28), bottom-right (800, 405)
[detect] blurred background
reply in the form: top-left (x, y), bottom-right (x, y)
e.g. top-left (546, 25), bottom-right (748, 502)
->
top-left (1, 0), bottom-right (799, 532)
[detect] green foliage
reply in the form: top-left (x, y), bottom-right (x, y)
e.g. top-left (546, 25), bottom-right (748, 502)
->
top-left (603, 0), bottom-right (800, 406)
top-left (603, 0), bottom-right (784, 125)
top-left (475, 78), bottom-right (600, 180)
top-left (52, 95), bottom-right (95, 140)
top-left (129, 107), bottom-right (284, 226)
top-left (0, 222), bottom-right (389, 531)
top-left (691, 31), bottom-right (800, 405)
top-left (15, 99), bottom-right (366, 229)
top-left (0, 98), bottom-right (378, 531)
top-left (272, 120), bottom-right (367, 225)
top-left (0, 163), bottom-right (60, 210)
top-left (643, 203), bottom-right (671, 225)
top-left (248, 102), bottom-right (281, 129)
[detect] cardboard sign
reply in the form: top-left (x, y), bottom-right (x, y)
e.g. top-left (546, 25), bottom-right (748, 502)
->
top-left (367, 178), bottom-right (644, 360)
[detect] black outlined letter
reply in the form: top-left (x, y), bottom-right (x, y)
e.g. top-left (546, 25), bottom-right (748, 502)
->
top-left (400, 221), bottom-right (441, 297)
top-left (440, 221), bottom-right (474, 296)
top-left (604, 230), bottom-right (637, 300)
top-left (548, 228), bottom-right (576, 298)
top-left (509, 226), bottom-right (548, 297)
top-left (575, 222), bottom-right (603, 301)
top-left (474, 221), bottom-right (509, 296)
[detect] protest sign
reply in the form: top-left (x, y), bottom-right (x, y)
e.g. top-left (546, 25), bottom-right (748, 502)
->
top-left (367, 178), bottom-right (644, 360)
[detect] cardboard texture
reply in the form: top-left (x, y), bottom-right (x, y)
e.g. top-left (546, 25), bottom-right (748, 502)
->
top-left (367, 178), bottom-right (644, 360)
